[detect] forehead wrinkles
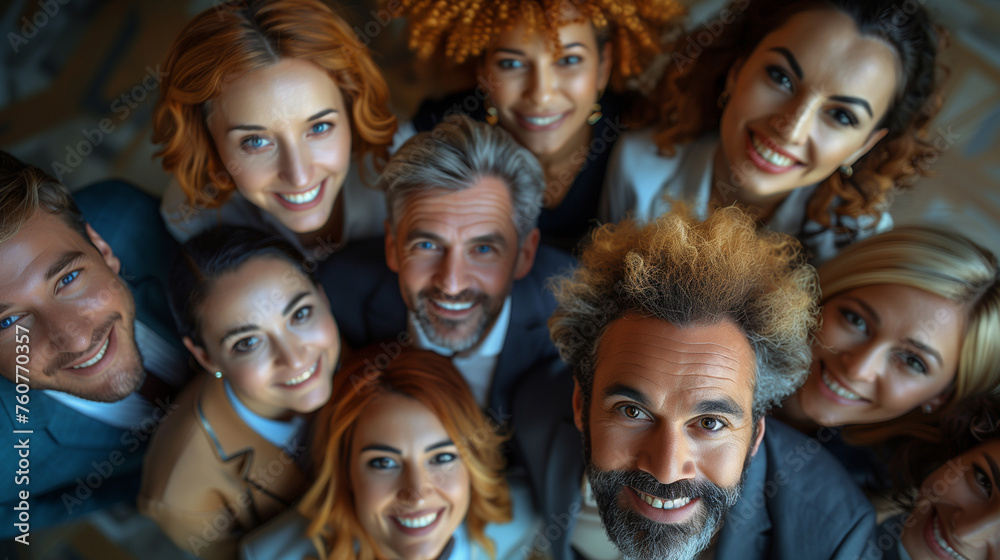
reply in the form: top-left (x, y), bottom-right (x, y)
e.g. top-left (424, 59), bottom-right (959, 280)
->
top-left (399, 182), bottom-right (516, 234)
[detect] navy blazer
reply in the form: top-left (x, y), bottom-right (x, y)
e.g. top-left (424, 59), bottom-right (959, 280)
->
top-left (319, 238), bottom-right (575, 420)
top-left (0, 181), bottom-right (182, 536)
top-left (512, 366), bottom-right (876, 560)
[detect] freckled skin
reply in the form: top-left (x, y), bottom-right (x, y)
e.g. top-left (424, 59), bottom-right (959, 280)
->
top-left (788, 284), bottom-right (965, 427)
top-left (901, 441), bottom-right (1000, 560)
top-left (0, 211), bottom-right (142, 401)
top-left (575, 315), bottom-right (765, 517)
top-left (385, 177), bottom-right (539, 352)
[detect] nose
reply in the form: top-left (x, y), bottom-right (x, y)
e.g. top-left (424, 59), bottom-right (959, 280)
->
top-left (398, 463), bottom-right (433, 506)
top-left (278, 140), bottom-right (313, 189)
top-left (950, 502), bottom-right (1000, 547)
top-left (635, 423), bottom-right (696, 485)
top-left (838, 342), bottom-right (884, 385)
top-left (527, 64), bottom-right (556, 106)
top-left (272, 333), bottom-right (307, 372)
top-left (433, 249), bottom-right (470, 296)
top-left (44, 307), bottom-right (95, 354)
top-left (773, 96), bottom-right (818, 146)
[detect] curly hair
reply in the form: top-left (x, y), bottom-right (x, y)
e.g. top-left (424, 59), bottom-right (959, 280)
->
top-left (298, 346), bottom-right (511, 560)
top-left (394, 0), bottom-right (684, 89)
top-left (153, 0), bottom-right (397, 210)
top-left (550, 204), bottom-right (820, 418)
top-left (651, 0), bottom-right (946, 227)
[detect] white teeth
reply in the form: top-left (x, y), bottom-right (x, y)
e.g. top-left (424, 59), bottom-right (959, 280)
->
top-left (284, 360), bottom-right (318, 386)
top-left (637, 490), bottom-right (691, 510)
top-left (72, 336), bottom-right (110, 369)
top-left (821, 370), bottom-right (862, 401)
top-left (396, 511), bottom-right (439, 528)
top-left (280, 183), bottom-right (321, 204)
top-left (751, 134), bottom-right (795, 167)
top-left (933, 516), bottom-right (969, 560)
top-left (523, 114), bottom-right (563, 126)
top-left (435, 300), bottom-right (474, 311)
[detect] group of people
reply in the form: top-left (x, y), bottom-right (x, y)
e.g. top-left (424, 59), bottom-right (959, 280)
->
top-left (1, 0), bottom-right (999, 559)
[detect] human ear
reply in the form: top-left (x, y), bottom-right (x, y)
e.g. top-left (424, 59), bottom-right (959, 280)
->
top-left (572, 378), bottom-right (585, 433)
top-left (843, 128), bottom-right (889, 168)
top-left (724, 56), bottom-right (747, 97)
top-left (85, 223), bottom-right (121, 275)
top-left (750, 416), bottom-right (766, 457)
top-left (920, 390), bottom-right (951, 415)
top-left (513, 228), bottom-right (540, 280)
top-left (183, 336), bottom-right (219, 376)
top-left (384, 220), bottom-right (399, 273)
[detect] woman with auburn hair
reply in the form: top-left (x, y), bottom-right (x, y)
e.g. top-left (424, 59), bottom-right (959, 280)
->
top-left (239, 346), bottom-right (537, 560)
top-left (155, 0), bottom-right (402, 255)
top-left (395, 0), bottom-right (683, 251)
top-left (603, 0), bottom-right (947, 264)
top-left (872, 394), bottom-right (1000, 560)
top-left (773, 227), bottom-right (1000, 487)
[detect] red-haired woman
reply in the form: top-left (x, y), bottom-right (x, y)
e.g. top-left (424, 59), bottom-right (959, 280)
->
top-left (155, 0), bottom-right (405, 255)
top-left (603, 0), bottom-right (948, 264)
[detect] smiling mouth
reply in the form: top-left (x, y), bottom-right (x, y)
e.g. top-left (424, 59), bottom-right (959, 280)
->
top-left (633, 488), bottom-right (692, 510)
top-left (749, 132), bottom-right (799, 168)
top-left (279, 182), bottom-right (322, 205)
top-left (820, 368), bottom-right (864, 401)
top-left (395, 511), bottom-right (440, 529)
top-left (434, 300), bottom-right (475, 311)
top-left (71, 334), bottom-right (110, 369)
top-left (932, 514), bottom-right (970, 560)
top-left (522, 114), bottom-right (565, 126)
top-left (283, 359), bottom-right (319, 386)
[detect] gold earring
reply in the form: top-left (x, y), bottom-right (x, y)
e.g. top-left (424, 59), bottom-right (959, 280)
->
top-left (587, 91), bottom-right (603, 125)
top-left (839, 164), bottom-right (853, 178)
top-left (485, 97), bottom-right (498, 126)
top-left (214, 371), bottom-right (223, 379)
top-left (717, 90), bottom-right (730, 109)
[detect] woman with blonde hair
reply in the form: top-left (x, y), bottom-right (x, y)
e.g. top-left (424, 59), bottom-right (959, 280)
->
top-left (240, 346), bottom-right (536, 559)
top-left (155, 0), bottom-right (401, 255)
top-left (777, 226), bottom-right (1000, 439)
top-left (603, 0), bottom-right (948, 264)
top-left (395, 0), bottom-right (684, 251)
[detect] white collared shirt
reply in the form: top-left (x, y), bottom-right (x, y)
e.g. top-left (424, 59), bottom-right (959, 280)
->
top-left (409, 296), bottom-right (512, 408)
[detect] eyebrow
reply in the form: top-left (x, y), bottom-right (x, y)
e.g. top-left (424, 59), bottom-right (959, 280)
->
top-left (769, 47), bottom-right (873, 118)
top-left (361, 444), bottom-right (401, 454)
top-left (219, 291), bottom-right (311, 345)
top-left (494, 41), bottom-right (590, 57)
top-left (602, 383), bottom-right (649, 407)
top-left (426, 440), bottom-right (454, 452)
top-left (226, 109), bottom-right (337, 133)
top-left (906, 337), bottom-right (944, 367)
top-left (694, 398), bottom-right (745, 419)
top-left (985, 452), bottom-right (1000, 491)
top-left (45, 251), bottom-right (84, 281)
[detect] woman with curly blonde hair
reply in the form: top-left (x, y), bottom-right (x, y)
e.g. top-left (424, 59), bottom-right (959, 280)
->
top-left (396, 0), bottom-right (684, 251)
top-left (240, 346), bottom-right (535, 559)
top-left (155, 0), bottom-right (402, 255)
top-left (603, 0), bottom-right (948, 264)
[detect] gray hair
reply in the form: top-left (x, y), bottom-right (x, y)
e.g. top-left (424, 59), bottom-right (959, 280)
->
top-left (379, 114), bottom-right (544, 242)
top-left (549, 205), bottom-right (821, 419)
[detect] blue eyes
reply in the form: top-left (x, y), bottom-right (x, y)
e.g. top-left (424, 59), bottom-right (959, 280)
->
top-left (841, 309), bottom-right (868, 333)
top-left (416, 241), bottom-right (437, 250)
top-left (473, 245), bottom-right (493, 254)
top-left (558, 55), bottom-right (582, 66)
top-left (369, 457), bottom-right (399, 469)
top-left (432, 452), bottom-right (457, 465)
top-left (498, 59), bottom-right (524, 70)
top-left (767, 66), bottom-right (793, 90)
top-left (0, 315), bottom-right (20, 330)
top-left (368, 453), bottom-right (458, 470)
top-left (497, 54), bottom-right (583, 70)
top-left (60, 270), bottom-right (80, 286)
top-left (239, 122), bottom-right (333, 152)
top-left (292, 305), bottom-right (313, 323)
top-left (240, 135), bottom-right (270, 150)
top-left (310, 122), bottom-right (332, 134)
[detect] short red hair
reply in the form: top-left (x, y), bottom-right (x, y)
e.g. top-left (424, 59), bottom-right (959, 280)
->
top-left (153, 0), bottom-right (397, 209)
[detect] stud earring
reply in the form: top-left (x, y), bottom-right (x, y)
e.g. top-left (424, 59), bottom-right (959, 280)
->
top-left (922, 403), bottom-right (933, 414)
top-left (839, 164), bottom-right (854, 178)
top-left (717, 90), bottom-right (730, 109)
top-left (587, 90), bottom-right (603, 125)
top-left (214, 371), bottom-right (223, 379)
top-left (485, 97), bottom-right (499, 126)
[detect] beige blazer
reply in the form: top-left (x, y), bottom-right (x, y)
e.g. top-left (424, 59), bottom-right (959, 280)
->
top-left (138, 375), bottom-right (309, 560)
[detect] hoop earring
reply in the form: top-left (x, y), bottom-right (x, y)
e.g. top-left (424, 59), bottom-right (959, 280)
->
top-left (587, 90), bottom-right (604, 125)
top-left (839, 164), bottom-right (853, 178)
top-left (717, 90), bottom-right (730, 109)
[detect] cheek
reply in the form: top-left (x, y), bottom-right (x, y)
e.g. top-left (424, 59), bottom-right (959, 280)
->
top-left (225, 362), bottom-right (272, 396)
top-left (314, 127), bottom-right (353, 171)
top-left (696, 437), bottom-right (750, 486)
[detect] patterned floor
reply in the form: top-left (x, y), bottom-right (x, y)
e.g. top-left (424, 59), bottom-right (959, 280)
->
top-left (0, 0), bottom-right (998, 557)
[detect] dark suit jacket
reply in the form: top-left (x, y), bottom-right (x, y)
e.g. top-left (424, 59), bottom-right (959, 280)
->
top-left (0, 181), bottom-right (182, 536)
top-left (512, 369), bottom-right (876, 560)
top-left (320, 238), bottom-right (576, 420)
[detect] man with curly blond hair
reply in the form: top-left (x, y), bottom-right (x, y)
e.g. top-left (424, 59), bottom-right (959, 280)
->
top-left (513, 205), bottom-right (875, 559)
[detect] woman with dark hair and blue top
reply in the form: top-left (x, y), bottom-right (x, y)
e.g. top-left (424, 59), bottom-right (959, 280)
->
top-left (138, 226), bottom-right (341, 560)
top-left (603, 0), bottom-right (948, 264)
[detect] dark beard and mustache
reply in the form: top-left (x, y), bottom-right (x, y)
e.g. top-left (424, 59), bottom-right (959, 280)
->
top-left (582, 415), bottom-right (755, 560)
